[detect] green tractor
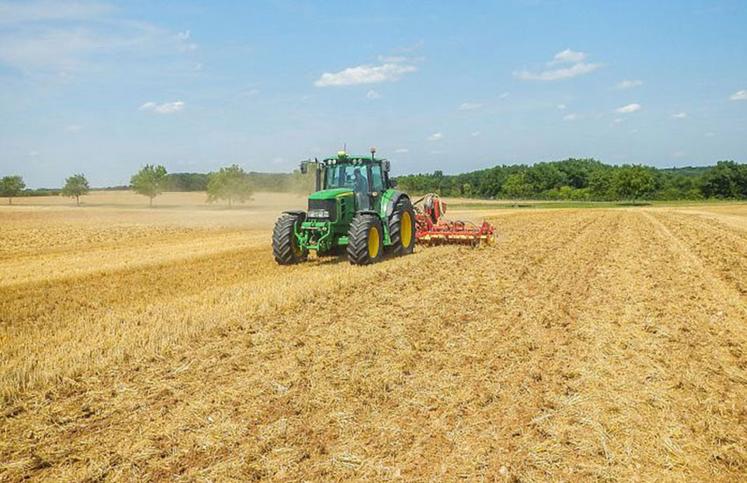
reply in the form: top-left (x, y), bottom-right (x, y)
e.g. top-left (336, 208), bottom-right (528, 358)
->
top-left (273, 149), bottom-right (416, 265)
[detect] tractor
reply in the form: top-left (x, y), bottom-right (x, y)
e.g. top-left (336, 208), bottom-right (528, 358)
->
top-left (272, 148), bottom-right (416, 265)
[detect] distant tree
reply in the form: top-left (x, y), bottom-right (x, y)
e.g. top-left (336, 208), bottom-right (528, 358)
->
top-left (700, 160), bottom-right (745, 198)
top-left (61, 173), bottom-right (90, 206)
top-left (0, 175), bottom-right (25, 204)
top-left (163, 172), bottom-right (210, 191)
top-left (613, 165), bottom-right (656, 200)
top-left (525, 162), bottom-right (567, 192)
top-left (461, 182), bottom-right (473, 197)
top-left (502, 172), bottom-right (534, 199)
top-left (588, 169), bottom-right (615, 200)
top-left (130, 164), bottom-right (167, 207)
top-left (207, 164), bottom-right (253, 207)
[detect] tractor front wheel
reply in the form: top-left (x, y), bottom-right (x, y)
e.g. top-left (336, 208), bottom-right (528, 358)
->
top-left (272, 213), bottom-right (308, 265)
top-left (388, 199), bottom-right (416, 257)
top-left (346, 213), bottom-right (384, 265)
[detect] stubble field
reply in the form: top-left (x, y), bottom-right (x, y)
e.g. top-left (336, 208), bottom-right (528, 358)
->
top-left (1, 191), bottom-right (746, 481)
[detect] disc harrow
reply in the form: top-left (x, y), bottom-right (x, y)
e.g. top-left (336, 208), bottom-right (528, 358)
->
top-left (413, 193), bottom-right (495, 246)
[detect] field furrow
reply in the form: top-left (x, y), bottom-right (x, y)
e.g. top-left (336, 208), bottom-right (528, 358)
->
top-left (645, 210), bottom-right (747, 296)
top-left (1, 202), bottom-right (746, 481)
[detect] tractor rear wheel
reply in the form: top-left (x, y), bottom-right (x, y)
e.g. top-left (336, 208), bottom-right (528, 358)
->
top-left (272, 213), bottom-right (308, 265)
top-left (388, 198), bottom-right (416, 256)
top-left (346, 213), bottom-right (384, 265)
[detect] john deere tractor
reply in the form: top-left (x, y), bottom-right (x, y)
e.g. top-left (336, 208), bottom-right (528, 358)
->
top-left (273, 149), bottom-right (416, 265)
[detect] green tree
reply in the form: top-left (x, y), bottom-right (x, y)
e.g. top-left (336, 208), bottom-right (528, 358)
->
top-left (613, 165), bottom-right (656, 200)
top-left (61, 173), bottom-right (90, 206)
top-left (502, 172), bottom-right (534, 199)
top-left (701, 161), bottom-right (743, 198)
top-left (461, 182), bottom-right (473, 197)
top-left (130, 164), bottom-right (167, 207)
top-left (207, 164), bottom-right (253, 207)
top-left (0, 175), bottom-right (25, 204)
top-left (588, 169), bottom-right (614, 200)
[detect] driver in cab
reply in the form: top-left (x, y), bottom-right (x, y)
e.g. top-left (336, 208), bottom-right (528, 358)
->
top-left (353, 168), bottom-right (368, 193)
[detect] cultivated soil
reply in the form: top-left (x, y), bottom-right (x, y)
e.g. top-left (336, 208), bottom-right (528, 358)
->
top-left (1, 192), bottom-right (745, 481)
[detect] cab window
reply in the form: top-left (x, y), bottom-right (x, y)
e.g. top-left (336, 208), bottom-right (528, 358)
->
top-left (370, 165), bottom-right (385, 192)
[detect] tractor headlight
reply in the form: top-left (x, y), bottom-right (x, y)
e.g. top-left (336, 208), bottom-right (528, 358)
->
top-left (308, 209), bottom-right (330, 219)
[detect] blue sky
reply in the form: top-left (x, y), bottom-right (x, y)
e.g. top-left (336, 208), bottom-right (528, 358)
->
top-left (1, 0), bottom-right (746, 187)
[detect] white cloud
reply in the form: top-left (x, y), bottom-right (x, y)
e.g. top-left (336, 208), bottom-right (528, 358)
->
top-left (0, 10), bottom-right (199, 75)
top-left (139, 100), bottom-right (185, 114)
top-left (550, 49), bottom-right (587, 64)
top-left (671, 112), bottom-right (687, 119)
top-left (0, 1), bottom-right (114, 24)
top-left (377, 55), bottom-right (406, 63)
top-left (366, 89), bottom-right (381, 99)
top-left (176, 30), bottom-right (197, 52)
top-left (471, 131), bottom-right (481, 137)
top-left (315, 63), bottom-right (416, 87)
top-left (615, 79), bottom-right (643, 89)
top-left (427, 132), bottom-right (443, 141)
top-left (514, 62), bottom-right (600, 81)
top-left (613, 118), bottom-right (624, 124)
top-left (237, 88), bottom-right (259, 98)
top-left (65, 124), bottom-right (82, 132)
top-left (394, 148), bottom-right (409, 153)
top-left (499, 92), bottom-right (510, 99)
top-left (515, 49), bottom-right (600, 81)
top-left (730, 90), bottom-right (747, 101)
top-left (615, 103), bottom-right (641, 113)
top-left (563, 113), bottom-right (578, 121)
top-left (705, 132), bottom-right (715, 137)
top-left (557, 103), bottom-right (566, 110)
top-left (458, 102), bottom-right (482, 111)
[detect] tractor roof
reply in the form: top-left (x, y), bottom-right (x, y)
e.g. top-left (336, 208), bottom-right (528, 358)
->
top-left (322, 151), bottom-right (387, 164)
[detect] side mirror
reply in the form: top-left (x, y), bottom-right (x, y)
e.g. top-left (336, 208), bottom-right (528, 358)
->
top-left (300, 162), bottom-right (308, 174)
top-left (382, 160), bottom-right (390, 172)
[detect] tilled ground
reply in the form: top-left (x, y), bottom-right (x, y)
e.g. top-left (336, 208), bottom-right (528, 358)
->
top-left (1, 206), bottom-right (746, 481)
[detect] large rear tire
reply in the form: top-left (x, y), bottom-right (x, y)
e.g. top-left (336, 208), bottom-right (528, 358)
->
top-left (272, 213), bottom-right (308, 265)
top-left (388, 198), bottom-right (416, 256)
top-left (346, 213), bottom-right (384, 265)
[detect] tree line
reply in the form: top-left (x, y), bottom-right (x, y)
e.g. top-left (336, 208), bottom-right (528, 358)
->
top-left (0, 165), bottom-right (313, 206)
top-left (128, 165), bottom-right (313, 206)
top-left (396, 159), bottom-right (747, 200)
top-left (3, 159), bottom-right (746, 206)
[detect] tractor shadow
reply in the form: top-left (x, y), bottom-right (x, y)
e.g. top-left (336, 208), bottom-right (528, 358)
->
top-left (310, 248), bottom-right (417, 266)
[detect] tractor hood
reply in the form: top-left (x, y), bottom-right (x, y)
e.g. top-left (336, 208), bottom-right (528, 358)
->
top-left (308, 188), bottom-right (353, 200)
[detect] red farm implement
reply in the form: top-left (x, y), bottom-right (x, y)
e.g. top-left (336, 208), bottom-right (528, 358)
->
top-left (413, 193), bottom-right (495, 246)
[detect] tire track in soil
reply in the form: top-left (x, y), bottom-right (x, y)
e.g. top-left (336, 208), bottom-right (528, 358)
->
top-left (1, 211), bottom-right (623, 481)
top-left (528, 211), bottom-right (747, 481)
top-left (645, 210), bottom-right (747, 296)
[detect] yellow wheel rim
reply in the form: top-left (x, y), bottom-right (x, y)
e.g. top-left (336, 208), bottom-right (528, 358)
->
top-left (367, 226), bottom-right (380, 258)
top-left (401, 211), bottom-right (413, 248)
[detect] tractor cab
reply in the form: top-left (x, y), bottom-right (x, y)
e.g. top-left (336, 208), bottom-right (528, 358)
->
top-left (303, 149), bottom-right (395, 212)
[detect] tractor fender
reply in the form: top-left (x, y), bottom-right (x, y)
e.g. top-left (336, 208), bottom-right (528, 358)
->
top-left (282, 210), bottom-right (306, 221)
top-left (384, 191), bottom-right (411, 219)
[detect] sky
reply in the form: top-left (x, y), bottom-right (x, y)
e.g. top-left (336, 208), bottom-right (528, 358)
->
top-left (1, 0), bottom-right (746, 187)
